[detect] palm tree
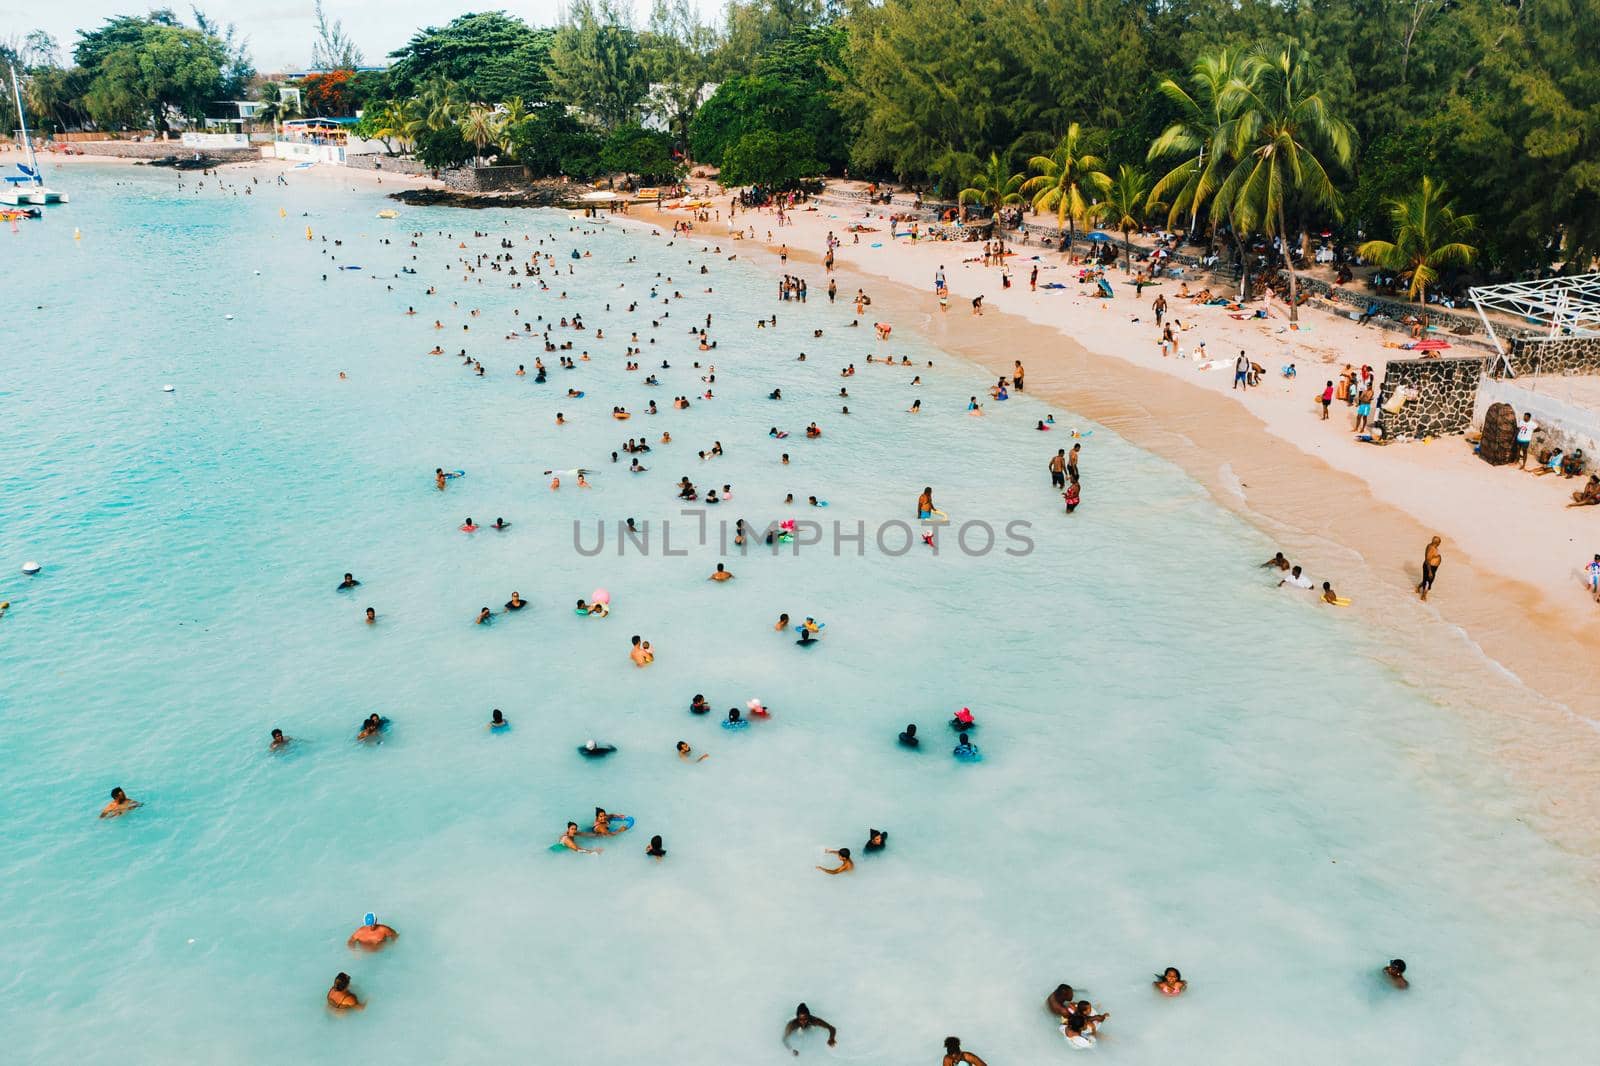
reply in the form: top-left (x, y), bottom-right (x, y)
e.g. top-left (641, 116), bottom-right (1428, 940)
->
top-left (1357, 176), bottom-right (1477, 305)
top-left (1215, 45), bottom-right (1356, 321)
top-left (1021, 123), bottom-right (1110, 252)
top-left (958, 153), bottom-right (1026, 223)
top-left (417, 80), bottom-right (464, 133)
top-left (459, 105), bottom-right (502, 167)
top-left (1093, 165), bottom-right (1160, 272)
top-left (494, 96), bottom-right (528, 157)
top-left (1146, 48), bottom-right (1248, 236)
top-left (255, 83), bottom-right (297, 133)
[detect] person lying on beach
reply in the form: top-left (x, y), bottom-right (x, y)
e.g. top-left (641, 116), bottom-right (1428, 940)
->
top-left (782, 1004), bottom-right (838, 1055)
top-left (99, 786), bottom-right (141, 819)
top-left (347, 914), bottom-right (399, 950)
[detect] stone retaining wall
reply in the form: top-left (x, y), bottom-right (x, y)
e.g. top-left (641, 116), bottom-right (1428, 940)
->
top-left (354, 154), bottom-right (435, 178)
top-left (442, 164), bottom-right (528, 193)
top-left (71, 140), bottom-right (258, 162)
top-left (1508, 336), bottom-right (1600, 376)
top-left (1374, 355), bottom-right (1487, 439)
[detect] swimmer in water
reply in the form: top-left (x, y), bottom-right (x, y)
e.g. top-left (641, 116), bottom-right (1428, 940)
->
top-left (942, 1036), bottom-right (988, 1065)
top-left (492, 517), bottom-right (510, 530)
top-left (506, 592), bottom-right (527, 610)
top-left (357, 714), bottom-right (386, 741)
top-left (796, 627), bottom-right (819, 647)
top-left (1383, 959), bottom-right (1409, 989)
top-left (461, 517), bottom-right (479, 532)
top-left (630, 634), bottom-right (654, 666)
top-left (436, 468), bottom-right (448, 490)
top-left (489, 709), bottom-right (509, 730)
top-left (347, 914), bottom-right (399, 950)
top-left (338, 573), bottom-right (361, 590)
top-left (327, 972), bottom-right (364, 1011)
top-left (952, 732), bottom-right (979, 758)
top-left (1154, 967), bottom-right (1187, 996)
top-left (864, 829), bottom-right (887, 852)
top-left (710, 563), bottom-right (733, 581)
top-left (99, 786), bottom-right (142, 819)
top-left (782, 1004), bottom-right (837, 1056)
top-left (558, 821), bottom-right (601, 854)
top-left (475, 607), bottom-right (493, 625)
top-left (677, 741), bottom-right (710, 762)
top-left (898, 724), bottom-right (919, 747)
top-left (580, 740), bottom-right (618, 758)
top-left (1321, 581), bottom-right (1342, 604)
top-left (1261, 551), bottom-right (1290, 571)
top-left (589, 807), bottom-right (631, 835)
top-left (816, 847), bottom-right (853, 874)
top-left (1046, 984), bottom-right (1078, 1017)
top-left (646, 835), bottom-right (667, 860)
top-left (365, 607), bottom-right (377, 624)
top-left (270, 728), bottom-right (292, 751)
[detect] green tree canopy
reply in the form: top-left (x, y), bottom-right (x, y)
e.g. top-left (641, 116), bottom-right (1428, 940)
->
top-left (599, 122), bottom-right (681, 182)
top-left (718, 127), bottom-right (822, 187)
top-left (386, 13), bottom-right (554, 103)
top-left (78, 16), bottom-right (233, 132)
top-left (506, 106), bottom-right (604, 180)
top-left (549, 0), bottom-right (647, 130)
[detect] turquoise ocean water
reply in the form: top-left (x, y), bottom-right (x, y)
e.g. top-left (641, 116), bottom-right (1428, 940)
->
top-left (2, 164), bottom-right (1597, 1063)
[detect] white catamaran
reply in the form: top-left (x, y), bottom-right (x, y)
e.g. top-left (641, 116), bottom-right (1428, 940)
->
top-left (3, 63), bottom-right (68, 207)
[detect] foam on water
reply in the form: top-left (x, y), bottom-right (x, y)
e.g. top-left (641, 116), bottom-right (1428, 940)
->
top-left (3, 165), bottom-right (1598, 1063)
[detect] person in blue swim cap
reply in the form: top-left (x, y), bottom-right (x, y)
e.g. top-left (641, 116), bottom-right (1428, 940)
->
top-left (347, 913), bottom-right (398, 950)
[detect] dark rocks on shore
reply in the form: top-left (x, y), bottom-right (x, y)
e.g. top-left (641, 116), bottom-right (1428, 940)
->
top-left (388, 187), bottom-right (576, 210)
top-left (137, 155), bottom-right (240, 170)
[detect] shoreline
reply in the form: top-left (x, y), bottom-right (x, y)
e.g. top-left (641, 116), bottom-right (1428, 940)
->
top-left (624, 200), bottom-right (1600, 860)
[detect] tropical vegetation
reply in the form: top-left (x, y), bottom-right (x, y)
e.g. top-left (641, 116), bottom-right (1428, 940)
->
top-left (6, 0), bottom-right (1592, 281)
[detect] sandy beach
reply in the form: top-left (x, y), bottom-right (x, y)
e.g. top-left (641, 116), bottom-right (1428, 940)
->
top-left (630, 191), bottom-right (1600, 855)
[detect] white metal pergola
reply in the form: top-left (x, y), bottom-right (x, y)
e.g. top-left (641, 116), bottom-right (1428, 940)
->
top-left (1469, 273), bottom-right (1600, 374)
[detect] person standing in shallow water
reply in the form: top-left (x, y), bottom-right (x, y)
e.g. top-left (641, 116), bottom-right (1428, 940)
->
top-left (942, 1036), bottom-right (989, 1065)
top-left (781, 1003), bottom-right (837, 1055)
top-left (1418, 536), bottom-right (1442, 601)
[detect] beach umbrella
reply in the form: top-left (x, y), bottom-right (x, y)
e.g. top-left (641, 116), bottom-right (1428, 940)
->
top-left (1084, 231), bottom-right (1112, 243)
top-left (1412, 339), bottom-right (1451, 351)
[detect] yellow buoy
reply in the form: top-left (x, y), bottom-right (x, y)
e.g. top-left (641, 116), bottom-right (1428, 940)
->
top-left (279, 207), bottom-right (286, 218)
top-left (305, 226), bottom-right (313, 240)
top-left (73, 228), bottom-right (81, 240)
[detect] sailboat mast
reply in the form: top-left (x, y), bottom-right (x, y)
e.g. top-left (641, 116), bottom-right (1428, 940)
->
top-left (10, 64), bottom-right (42, 186)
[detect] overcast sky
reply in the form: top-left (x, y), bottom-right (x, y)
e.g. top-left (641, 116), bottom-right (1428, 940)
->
top-left (5, 1), bottom-right (722, 71)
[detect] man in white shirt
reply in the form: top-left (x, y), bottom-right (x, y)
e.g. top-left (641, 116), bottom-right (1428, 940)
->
top-left (1517, 412), bottom-right (1539, 468)
top-left (1279, 565), bottom-right (1314, 590)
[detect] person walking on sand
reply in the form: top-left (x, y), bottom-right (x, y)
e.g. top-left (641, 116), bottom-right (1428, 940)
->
top-left (1153, 293), bottom-right (1167, 327)
top-left (1234, 349), bottom-right (1250, 391)
top-left (1418, 536), bottom-right (1442, 601)
top-left (1320, 380), bottom-right (1335, 420)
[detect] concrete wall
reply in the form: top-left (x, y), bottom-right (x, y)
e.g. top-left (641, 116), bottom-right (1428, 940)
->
top-left (1374, 355), bottom-right (1487, 439)
top-left (263, 141), bottom-right (347, 165)
top-left (1476, 377), bottom-right (1600, 462)
top-left (1508, 336), bottom-right (1600, 376)
top-left (181, 132), bottom-right (249, 149)
top-left (357, 154), bottom-right (434, 177)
